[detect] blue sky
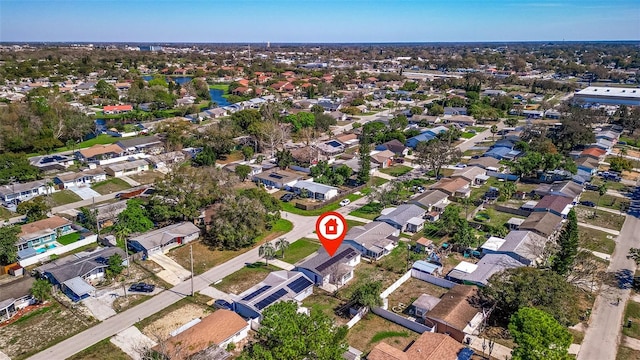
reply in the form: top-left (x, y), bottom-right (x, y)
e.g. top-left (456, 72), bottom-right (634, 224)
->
top-left (1, 0), bottom-right (639, 42)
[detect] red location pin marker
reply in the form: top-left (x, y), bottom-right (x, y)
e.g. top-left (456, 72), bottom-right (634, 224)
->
top-left (316, 211), bottom-right (348, 257)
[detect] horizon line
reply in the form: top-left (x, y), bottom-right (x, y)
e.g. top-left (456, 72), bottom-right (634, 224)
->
top-left (2, 40), bottom-right (640, 45)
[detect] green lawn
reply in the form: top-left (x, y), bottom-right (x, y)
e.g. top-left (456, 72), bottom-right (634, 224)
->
top-left (461, 132), bottom-right (476, 139)
top-left (373, 176), bottom-right (389, 186)
top-left (51, 190), bottom-right (82, 206)
top-left (579, 226), bottom-right (617, 254)
top-left (478, 208), bottom-right (524, 228)
top-left (0, 206), bottom-right (14, 220)
top-left (254, 219), bottom-right (294, 243)
top-left (349, 202), bottom-right (383, 220)
top-left (50, 134), bottom-right (120, 154)
top-left (281, 193), bottom-right (362, 216)
top-left (618, 345), bottom-right (640, 360)
top-left (214, 262), bottom-right (281, 295)
top-left (301, 290), bottom-right (344, 324)
top-left (580, 190), bottom-right (630, 212)
top-left (623, 301), bottom-right (640, 339)
top-left (67, 338), bottom-right (130, 360)
top-left (378, 165), bottom-right (413, 177)
top-left (370, 330), bottom-right (410, 343)
top-left (347, 219), bottom-right (366, 228)
top-left (281, 238), bottom-right (321, 264)
top-left (209, 83), bottom-right (230, 93)
top-left (576, 206), bottom-right (626, 231)
top-left (57, 232), bottom-right (81, 245)
top-left (91, 178), bottom-right (132, 195)
top-left (468, 126), bottom-right (487, 132)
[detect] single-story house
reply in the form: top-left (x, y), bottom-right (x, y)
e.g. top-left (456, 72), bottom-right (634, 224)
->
top-left (54, 168), bottom-right (107, 189)
top-left (467, 156), bottom-right (500, 170)
top-left (30, 154), bottom-right (75, 172)
top-left (575, 156), bottom-right (600, 175)
top-left (0, 277), bottom-right (35, 322)
top-left (411, 189), bottom-right (450, 213)
top-left (38, 247), bottom-right (126, 301)
top-left (253, 170), bottom-right (303, 190)
top-left (104, 159), bottom-right (149, 177)
top-left (116, 135), bottom-right (164, 155)
top-left (335, 133), bottom-right (359, 147)
top-left (128, 222), bottom-right (200, 256)
top-left (343, 221), bottom-right (399, 260)
top-left (146, 151), bottom-right (187, 169)
top-left (581, 147), bottom-right (607, 161)
top-left (406, 131), bottom-right (435, 149)
top-left (483, 147), bottom-right (521, 161)
top-left (368, 332), bottom-right (471, 360)
top-left (84, 201), bottom-right (128, 230)
top-left (103, 104), bottom-right (132, 114)
top-left (377, 204), bottom-right (426, 233)
top-left (76, 144), bottom-right (125, 163)
top-left (444, 107), bottom-right (467, 116)
top-left (411, 293), bottom-right (442, 319)
top-left (292, 180), bottom-right (339, 201)
top-left (432, 178), bottom-right (471, 198)
top-left (370, 150), bottom-right (395, 169)
top-left (234, 271), bottom-right (314, 319)
top-left (594, 138), bottom-right (613, 150)
top-left (454, 254), bottom-right (525, 287)
top-left (295, 245), bottom-right (361, 287)
top-left (0, 180), bottom-right (49, 204)
top-left (317, 140), bottom-right (345, 156)
top-left (488, 230), bottom-right (547, 265)
top-left (519, 212), bottom-right (563, 238)
top-left (507, 217), bottom-right (525, 230)
top-left (452, 166), bottom-right (489, 185)
top-left (534, 180), bottom-right (583, 201)
top-left (411, 259), bottom-right (441, 276)
top-left (151, 309), bottom-right (249, 360)
top-left (442, 115), bottom-right (476, 126)
top-left (533, 195), bottom-right (573, 218)
top-left (375, 139), bottom-right (408, 157)
top-left (425, 285), bottom-right (485, 343)
top-left (17, 216), bottom-right (73, 259)
top-left (205, 107), bottom-right (228, 118)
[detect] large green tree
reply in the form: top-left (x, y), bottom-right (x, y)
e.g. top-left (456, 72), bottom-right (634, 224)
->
top-left (0, 153), bottom-right (41, 185)
top-left (480, 267), bottom-right (581, 326)
top-left (30, 279), bottom-right (52, 303)
top-left (0, 225), bottom-right (21, 265)
top-left (16, 196), bottom-right (50, 223)
top-left (350, 281), bottom-right (383, 309)
top-left (115, 199), bottom-right (154, 234)
top-left (239, 301), bottom-right (348, 360)
top-left (204, 196), bottom-right (266, 250)
top-left (509, 307), bottom-right (572, 360)
top-left (552, 209), bottom-right (579, 276)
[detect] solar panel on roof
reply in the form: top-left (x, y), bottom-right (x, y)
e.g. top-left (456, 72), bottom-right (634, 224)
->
top-left (269, 173), bottom-right (283, 179)
top-left (316, 248), bottom-right (357, 272)
top-left (255, 288), bottom-right (288, 310)
top-left (241, 285), bottom-right (272, 301)
top-left (457, 348), bottom-right (474, 360)
top-left (287, 277), bottom-right (312, 293)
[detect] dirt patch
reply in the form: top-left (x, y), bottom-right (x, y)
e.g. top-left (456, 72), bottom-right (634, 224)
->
top-left (346, 313), bottom-right (419, 355)
top-left (386, 278), bottom-right (449, 314)
top-left (0, 301), bottom-right (97, 360)
top-left (141, 303), bottom-right (211, 341)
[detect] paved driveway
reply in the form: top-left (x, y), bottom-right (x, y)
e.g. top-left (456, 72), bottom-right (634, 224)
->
top-left (110, 326), bottom-right (157, 360)
top-left (68, 186), bottom-right (102, 200)
top-left (149, 253), bottom-right (192, 286)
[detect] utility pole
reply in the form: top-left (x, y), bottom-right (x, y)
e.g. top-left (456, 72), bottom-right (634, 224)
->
top-left (190, 244), bottom-right (194, 297)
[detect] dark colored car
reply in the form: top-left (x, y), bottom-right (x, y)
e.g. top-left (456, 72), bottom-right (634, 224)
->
top-left (129, 282), bottom-right (155, 293)
top-left (580, 201), bottom-right (596, 207)
top-left (280, 193), bottom-right (295, 202)
top-left (213, 299), bottom-right (232, 310)
top-left (585, 183), bottom-right (599, 191)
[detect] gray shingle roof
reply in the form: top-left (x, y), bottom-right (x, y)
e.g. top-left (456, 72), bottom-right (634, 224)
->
top-left (377, 204), bottom-right (425, 227)
top-left (345, 221), bottom-right (397, 252)
top-left (42, 247), bottom-right (125, 284)
top-left (297, 244), bottom-right (359, 277)
top-left (129, 222), bottom-right (200, 251)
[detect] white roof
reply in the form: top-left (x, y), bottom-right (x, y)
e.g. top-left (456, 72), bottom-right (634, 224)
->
top-left (452, 261), bottom-right (478, 274)
top-left (293, 180), bottom-right (338, 195)
top-left (576, 86), bottom-right (640, 99)
top-left (481, 236), bottom-right (506, 252)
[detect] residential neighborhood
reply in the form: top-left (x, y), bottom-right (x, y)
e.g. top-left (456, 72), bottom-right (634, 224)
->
top-left (0, 38), bottom-right (639, 360)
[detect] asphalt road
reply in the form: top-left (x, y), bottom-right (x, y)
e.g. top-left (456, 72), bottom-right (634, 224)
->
top-left (578, 186), bottom-right (640, 360)
top-left (28, 212), bottom-right (314, 360)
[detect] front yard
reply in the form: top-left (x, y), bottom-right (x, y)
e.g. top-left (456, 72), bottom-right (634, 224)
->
top-left (579, 226), bottom-right (617, 254)
top-left (51, 190), bottom-right (82, 206)
top-left (580, 190), bottom-right (630, 212)
top-left (575, 206), bottom-right (626, 231)
top-left (623, 301), bottom-right (640, 339)
top-left (281, 238), bottom-right (321, 264)
top-left (66, 338), bottom-right (130, 360)
top-left (349, 202), bottom-right (383, 220)
top-left (214, 262), bottom-right (281, 295)
top-left (91, 178), bottom-right (132, 195)
top-left (0, 302), bottom-right (98, 360)
top-left (169, 240), bottom-right (253, 275)
top-left (378, 165), bottom-right (413, 177)
top-left (281, 193), bottom-right (363, 216)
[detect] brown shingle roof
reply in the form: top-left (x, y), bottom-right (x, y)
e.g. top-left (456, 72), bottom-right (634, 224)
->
top-left (431, 178), bottom-right (469, 196)
top-left (405, 332), bottom-right (466, 359)
top-left (79, 144), bottom-right (124, 159)
top-left (519, 212), bottom-right (563, 237)
top-left (426, 285), bottom-right (480, 331)
top-left (367, 342), bottom-right (408, 360)
top-left (154, 310), bottom-right (247, 360)
top-left (20, 216), bottom-right (71, 237)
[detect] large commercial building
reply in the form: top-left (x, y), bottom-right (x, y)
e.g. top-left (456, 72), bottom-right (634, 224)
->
top-left (573, 86), bottom-right (640, 106)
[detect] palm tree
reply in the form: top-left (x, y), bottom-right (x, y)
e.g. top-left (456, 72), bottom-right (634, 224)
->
top-left (595, 182), bottom-right (608, 217)
top-left (502, 181), bottom-right (517, 201)
top-left (115, 225), bottom-right (132, 275)
top-left (275, 237), bottom-right (290, 259)
top-left (259, 242), bottom-right (276, 266)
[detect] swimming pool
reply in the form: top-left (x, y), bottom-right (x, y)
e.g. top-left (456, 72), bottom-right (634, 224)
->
top-left (35, 244), bottom-right (58, 254)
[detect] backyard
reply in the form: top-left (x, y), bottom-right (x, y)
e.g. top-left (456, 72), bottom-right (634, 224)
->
top-left (137, 296), bottom-right (211, 339)
top-left (213, 262), bottom-right (281, 295)
top-left (337, 262), bottom-right (402, 301)
top-left (578, 226), bottom-right (617, 254)
top-left (580, 190), bottom-right (630, 212)
top-left (280, 238), bottom-right (321, 264)
top-left (301, 290), bottom-right (346, 325)
top-left (346, 314), bottom-right (419, 355)
top-left (91, 178), bottom-right (132, 195)
top-left (57, 232), bottom-right (81, 245)
top-left (386, 277), bottom-right (449, 316)
top-left (51, 190), bottom-right (82, 206)
top-left (378, 165), bottom-right (413, 177)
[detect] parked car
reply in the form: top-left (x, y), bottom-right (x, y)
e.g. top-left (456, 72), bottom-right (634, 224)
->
top-left (580, 201), bottom-right (596, 207)
top-left (213, 299), bottom-right (232, 310)
top-left (280, 193), bottom-right (295, 202)
top-left (454, 163), bottom-right (467, 168)
top-left (339, 199), bottom-right (351, 207)
top-left (585, 183), bottom-right (599, 191)
top-left (129, 283), bottom-right (155, 293)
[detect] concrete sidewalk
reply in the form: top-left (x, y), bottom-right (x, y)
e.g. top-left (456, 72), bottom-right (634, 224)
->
top-left (579, 248), bottom-right (611, 261)
top-left (466, 335), bottom-right (512, 360)
top-left (578, 222), bottom-right (621, 236)
top-left (259, 258), bottom-right (295, 270)
top-left (345, 214), bottom-right (373, 224)
top-left (120, 176), bottom-right (141, 187)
